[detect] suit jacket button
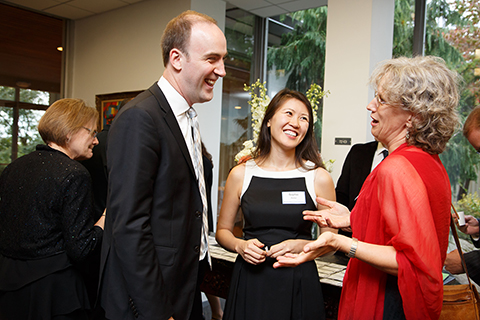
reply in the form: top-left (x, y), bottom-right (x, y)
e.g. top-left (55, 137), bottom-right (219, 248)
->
top-left (195, 210), bottom-right (201, 218)
top-left (194, 245), bottom-right (200, 253)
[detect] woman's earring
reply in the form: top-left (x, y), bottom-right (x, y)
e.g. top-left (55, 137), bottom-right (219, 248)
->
top-left (406, 129), bottom-right (410, 139)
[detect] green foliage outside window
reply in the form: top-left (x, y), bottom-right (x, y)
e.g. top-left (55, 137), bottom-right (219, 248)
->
top-left (456, 192), bottom-right (480, 219)
top-left (267, 7), bottom-right (328, 94)
top-left (267, 7), bottom-right (328, 147)
top-left (0, 86), bottom-right (47, 172)
top-left (394, 0), bottom-right (480, 201)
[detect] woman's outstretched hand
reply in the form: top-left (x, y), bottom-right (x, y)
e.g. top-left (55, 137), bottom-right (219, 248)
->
top-left (266, 239), bottom-right (310, 259)
top-left (273, 232), bottom-right (338, 268)
top-left (303, 197), bottom-right (351, 229)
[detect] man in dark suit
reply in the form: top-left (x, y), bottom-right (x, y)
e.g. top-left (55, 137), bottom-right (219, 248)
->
top-left (445, 106), bottom-right (480, 285)
top-left (336, 141), bottom-right (382, 211)
top-left (79, 99), bottom-right (129, 319)
top-left (335, 140), bottom-right (387, 239)
top-left (81, 99), bottom-right (129, 220)
top-left (98, 10), bottom-right (227, 320)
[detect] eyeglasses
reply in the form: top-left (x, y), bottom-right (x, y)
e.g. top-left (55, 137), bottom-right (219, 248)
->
top-left (374, 91), bottom-right (402, 107)
top-left (374, 91), bottom-right (387, 105)
top-left (82, 126), bottom-right (98, 138)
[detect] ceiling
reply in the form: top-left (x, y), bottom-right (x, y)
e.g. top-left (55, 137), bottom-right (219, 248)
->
top-left (0, 3), bottom-right (63, 92)
top-left (2, 0), bottom-right (327, 20)
top-left (1, 0), bottom-right (146, 20)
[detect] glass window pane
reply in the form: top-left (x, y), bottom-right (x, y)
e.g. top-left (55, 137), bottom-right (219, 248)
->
top-left (18, 109), bottom-right (45, 158)
top-left (0, 86), bottom-right (15, 101)
top-left (0, 106), bottom-right (13, 172)
top-left (19, 89), bottom-right (50, 105)
top-left (266, 7), bottom-right (328, 151)
top-left (0, 106), bottom-right (44, 172)
top-left (218, 8), bottom-right (256, 217)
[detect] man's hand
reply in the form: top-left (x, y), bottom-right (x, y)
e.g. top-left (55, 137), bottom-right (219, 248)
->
top-left (445, 249), bottom-right (465, 274)
top-left (458, 215), bottom-right (480, 237)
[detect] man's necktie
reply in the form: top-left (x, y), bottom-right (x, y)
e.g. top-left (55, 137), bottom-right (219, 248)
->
top-left (381, 149), bottom-right (389, 160)
top-left (187, 107), bottom-right (210, 264)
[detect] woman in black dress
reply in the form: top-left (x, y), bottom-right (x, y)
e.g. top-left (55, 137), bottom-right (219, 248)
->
top-left (216, 89), bottom-right (336, 320)
top-left (0, 98), bottom-right (105, 319)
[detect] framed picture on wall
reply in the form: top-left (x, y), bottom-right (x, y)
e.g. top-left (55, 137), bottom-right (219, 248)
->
top-left (95, 90), bottom-right (143, 130)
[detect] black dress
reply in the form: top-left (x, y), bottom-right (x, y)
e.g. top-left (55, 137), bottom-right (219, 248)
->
top-left (223, 160), bottom-right (325, 320)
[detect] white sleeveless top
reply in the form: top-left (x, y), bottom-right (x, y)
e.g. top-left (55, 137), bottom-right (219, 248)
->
top-left (241, 159), bottom-right (317, 204)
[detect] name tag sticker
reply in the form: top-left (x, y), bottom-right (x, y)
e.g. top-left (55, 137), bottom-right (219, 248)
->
top-left (282, 191), bottom-right (306, 205)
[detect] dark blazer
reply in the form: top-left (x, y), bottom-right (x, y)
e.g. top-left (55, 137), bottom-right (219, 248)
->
top-left (99, 83), bottom-right (204, 320)
top-left (78, 126), bottom-right (110, 310)
top-left (336, 141), bottom-right (379, 211)
top-left (464, 250), bottom-right (480, 285)
top-left (80, 125), bottom-right (110, 220)
top-left (471, 220), bottom-right (480, 249)
top-left (203, 153), bottom-right (214, 231)
top-left (464, 219), bottom-right (480, 285)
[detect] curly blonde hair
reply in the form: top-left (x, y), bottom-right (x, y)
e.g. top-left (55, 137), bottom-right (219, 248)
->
top-left (369, 56), bottom-right (461, 154)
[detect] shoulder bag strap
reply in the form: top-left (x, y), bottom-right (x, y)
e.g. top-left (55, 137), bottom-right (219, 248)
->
top-left (451, 203), bottom-right (474, 285)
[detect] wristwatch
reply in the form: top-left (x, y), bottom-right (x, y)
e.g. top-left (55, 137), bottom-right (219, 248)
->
top-left (346, 237), bottom-right (358, 258)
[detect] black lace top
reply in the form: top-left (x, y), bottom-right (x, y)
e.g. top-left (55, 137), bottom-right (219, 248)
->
top-left (0, 145), bottom-right (102, 262)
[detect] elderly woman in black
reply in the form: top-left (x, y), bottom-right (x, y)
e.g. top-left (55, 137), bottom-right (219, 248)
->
top-left (0, 98), bottom-right (105, 320)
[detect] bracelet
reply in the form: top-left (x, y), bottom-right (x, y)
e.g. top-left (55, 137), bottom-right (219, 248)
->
top-left (346, 237), bottom-right (358, 258)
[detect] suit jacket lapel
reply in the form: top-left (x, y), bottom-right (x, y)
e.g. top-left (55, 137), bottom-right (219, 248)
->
top-left (147, 84), bottom-right (196, 178)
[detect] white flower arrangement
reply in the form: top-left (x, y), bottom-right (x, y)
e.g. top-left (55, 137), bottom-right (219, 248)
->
top-left (323, 158), bottom-right (336, 173)
top-left (235, 79), bottom-right (334, 172)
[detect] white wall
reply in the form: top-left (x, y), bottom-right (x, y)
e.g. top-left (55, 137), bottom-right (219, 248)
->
top-left (321, 0), bottom-right (395, 183)
top-left (66, 0), bottom-right (226, 226)
top-left (67, 0), bottom-right (189, 100)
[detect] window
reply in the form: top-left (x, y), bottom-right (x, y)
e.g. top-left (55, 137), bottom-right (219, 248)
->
top-left (0, 87), bottom-right (58, 171)
top-left (266, 7), bottom-right (328, 150)
top-left (0, 4), bottom-right (63, 172)
top-left (393, 0), bottom-right (480, 219)
top-left (218, 7), bottom-right (256, 214)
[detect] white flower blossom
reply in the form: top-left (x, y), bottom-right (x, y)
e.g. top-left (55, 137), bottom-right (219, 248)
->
top-left (323, 159), bottom-right (336, 173)
top-left (234, 139), bottom-right (255, 162)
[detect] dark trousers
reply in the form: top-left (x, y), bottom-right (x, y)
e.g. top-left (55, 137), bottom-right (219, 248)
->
top-left (189, 257), bottom-right (208, 320)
